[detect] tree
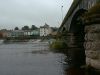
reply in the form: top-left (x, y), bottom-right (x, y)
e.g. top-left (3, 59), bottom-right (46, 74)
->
top-left (22, 25), bottom-right (30, 30)
top-left (31, 25), bottom-right (38, 30)
top-left (14, 27), bottom-right (19, 30)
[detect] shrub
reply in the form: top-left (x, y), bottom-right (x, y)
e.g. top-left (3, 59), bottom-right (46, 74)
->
top-left (50, 39), bottom-right (67, 53)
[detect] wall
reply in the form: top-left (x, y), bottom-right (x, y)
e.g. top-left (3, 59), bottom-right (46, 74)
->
top-left (85, 24), bottom-right (100, 70)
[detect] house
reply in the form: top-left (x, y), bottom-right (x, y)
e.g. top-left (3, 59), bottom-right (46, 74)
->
top-left (23, 29), bottom-right (40, 38)
top-left (50, 31), bottom-right (57, 36)
top-left (10, 30), bottom-right (24, 37)
top-left (0, 29), bottom-right (40, 39)
top-left (0, 29), bottom-right (11, 38)
top-left (31, 29), bottom-right (40, 36)
top-left (40, 23), bottom-right (52, 36)
top-left (24, 30), bottom-right (32, 36)
top-left (1, 30), bottom-right (24, 38)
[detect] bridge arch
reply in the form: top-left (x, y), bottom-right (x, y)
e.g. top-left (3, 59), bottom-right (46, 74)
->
top-left (69, 9), bottom-right (87, 32)
top-left (67, 9), bottom-right (88, 67)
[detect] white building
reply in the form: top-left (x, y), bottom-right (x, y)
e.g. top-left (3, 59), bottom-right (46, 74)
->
top-left (24, 30), bottom-right (32, 36)
top-left (6, 30), bottom-right (24, 37)
top-left (24, 30), bottom-right (40, 36)
top-left (40, 23), bottom-right (52, 36)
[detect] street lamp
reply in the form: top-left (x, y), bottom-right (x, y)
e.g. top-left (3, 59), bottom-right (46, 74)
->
top-left (61, 5), bottom-right (63, 22)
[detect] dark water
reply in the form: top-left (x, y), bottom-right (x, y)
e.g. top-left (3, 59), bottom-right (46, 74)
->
top-left (0, 41), bottom-right (99, 75)
top-left (0, 41), bottom-right (66, 75)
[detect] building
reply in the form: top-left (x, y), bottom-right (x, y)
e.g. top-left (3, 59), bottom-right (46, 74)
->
top-left (24, 30), bottom-right (32, 36)
top-left (0, 29), bottom-right (40, 39)
top-left (40, 23), bottom-right (52, 36)
top-left (31, 29), bottom-right (40, 36)
top-left (50, 31), bottom-right (57, 36)
top-left (0, 29), bottom-right (11, 38)
top-left (10, 30), bottom-right (24, 37)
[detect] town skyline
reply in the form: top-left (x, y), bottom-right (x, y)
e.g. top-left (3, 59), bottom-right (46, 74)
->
top-left (0, 23), bottom-right (58, 30)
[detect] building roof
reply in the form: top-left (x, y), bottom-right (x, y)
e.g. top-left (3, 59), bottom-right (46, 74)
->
top-left (40, 23), bottom-right (50, 28)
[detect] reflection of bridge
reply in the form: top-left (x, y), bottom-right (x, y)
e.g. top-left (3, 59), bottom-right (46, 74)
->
top-left (59, 0), bottom-right (100, 69)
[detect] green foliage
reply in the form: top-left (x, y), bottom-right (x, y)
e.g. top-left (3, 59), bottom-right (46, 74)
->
top-left (97, 0), bottom-right (100, 3)
top-left (57, 29), bottom-right (68, 39)
top-left (22, 25), bottom-right (30, 30)
top-left (21, 25), bottom-right (38, 30)
top-left (83, 3), bottom-right (100, 24)
top-left (14, 27), bottom-right (19, 30)
top-left (31, 25), bottom-right (38, 30)
top-left (50, 39), bottom-right (67, 53)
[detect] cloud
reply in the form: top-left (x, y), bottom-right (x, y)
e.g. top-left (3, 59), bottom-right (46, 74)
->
top-left (0, 0), bottom-right (73, 29)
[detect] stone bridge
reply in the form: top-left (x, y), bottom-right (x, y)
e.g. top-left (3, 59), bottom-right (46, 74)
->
top-left (59, 0), bottom-right (100, 70)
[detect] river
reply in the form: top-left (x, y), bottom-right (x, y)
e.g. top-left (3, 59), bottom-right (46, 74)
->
top-left (0, 40), bottom-right (99, 75)
top-left (0, 40), bottom-right (66, 75)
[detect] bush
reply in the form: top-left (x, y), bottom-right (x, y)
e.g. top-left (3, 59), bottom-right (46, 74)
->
top-left (50, 40), bottom-right (67, 53)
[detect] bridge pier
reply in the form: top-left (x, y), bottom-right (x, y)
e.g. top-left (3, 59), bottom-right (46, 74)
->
top-left (85, 24), bottom-right (100, 70)
top-left (67, 32), bottom-right (85, 67)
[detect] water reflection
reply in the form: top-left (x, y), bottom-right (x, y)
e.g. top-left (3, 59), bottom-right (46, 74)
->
top-left (63, 57), bottom-right (100, 75)
top-left (64, 67), bottom-right (100, 75)
top-left (65, 68), bottom-right (85, 75)
top-left (61, 56), bottom-right (86, 75)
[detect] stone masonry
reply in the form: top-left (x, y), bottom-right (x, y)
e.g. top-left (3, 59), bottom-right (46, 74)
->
top-left (59, 0), bottom-right (100, 70)
top-left (85, 24), bottom-right (100, 70)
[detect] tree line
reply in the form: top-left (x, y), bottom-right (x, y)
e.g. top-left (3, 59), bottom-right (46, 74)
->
top-left (14, 25), bottom-right (38, 30)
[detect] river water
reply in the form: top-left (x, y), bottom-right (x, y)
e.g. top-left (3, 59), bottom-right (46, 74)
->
top-left (0, 40), bottom-right (99, 75)
top-left (0, 41), bottom-right (66, 75)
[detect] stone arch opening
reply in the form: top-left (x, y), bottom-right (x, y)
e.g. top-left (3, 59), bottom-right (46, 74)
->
top-left (70, 9), bottom-right (87, 32)
top-left (62, 27), bottom-right (66, 32)
top-left (68, 9), bottom-right (87, 67)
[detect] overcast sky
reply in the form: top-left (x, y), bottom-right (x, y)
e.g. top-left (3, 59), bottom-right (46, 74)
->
top-left (0, 0), bottom-right (73, 30)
